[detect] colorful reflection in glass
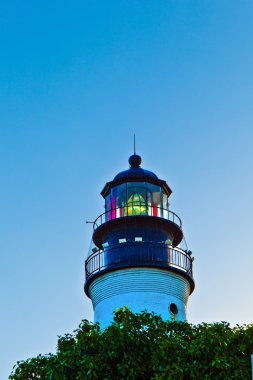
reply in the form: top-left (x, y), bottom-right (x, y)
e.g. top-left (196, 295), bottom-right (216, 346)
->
top-left (126, 193), bottom-right (147, 216)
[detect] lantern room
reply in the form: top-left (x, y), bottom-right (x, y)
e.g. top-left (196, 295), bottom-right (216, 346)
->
top-left (104, 181), bottom-right (169, 220)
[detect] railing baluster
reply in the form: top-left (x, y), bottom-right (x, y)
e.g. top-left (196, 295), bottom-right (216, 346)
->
top-left (98, 251), bottom-right (100, 271)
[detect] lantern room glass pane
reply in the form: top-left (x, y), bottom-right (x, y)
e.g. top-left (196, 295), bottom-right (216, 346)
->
top-left (162, 192), bottom-right (169, 219)
top-left (127, 182), bottom-right (147, 216)
top-left (112, 183), bottom-right (127, 217)
top-left (147, 183), bottom-right (162, 217)
top-left (105, 194), bottom-right (111, 221)
top-left (106, 183), bottom-right (127, 220)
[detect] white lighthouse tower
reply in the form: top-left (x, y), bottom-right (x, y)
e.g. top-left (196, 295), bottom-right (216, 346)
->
top-left (84, 154), bottom-right (195, 328)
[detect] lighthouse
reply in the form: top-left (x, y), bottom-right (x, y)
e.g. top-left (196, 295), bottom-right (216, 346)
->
top-left (84, 154), bottom-right (195, 328)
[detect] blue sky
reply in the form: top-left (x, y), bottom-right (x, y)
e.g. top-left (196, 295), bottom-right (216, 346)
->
top-left (1, 1), bottom-right (253, 378)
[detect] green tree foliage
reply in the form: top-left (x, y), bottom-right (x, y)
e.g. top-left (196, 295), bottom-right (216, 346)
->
top-left (10, 308), bottom-right (253, 379)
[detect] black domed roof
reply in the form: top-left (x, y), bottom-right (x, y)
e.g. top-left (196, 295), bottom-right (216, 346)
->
top-left (101, 154), bottom-right (172, 197)
top-left (113, 154), bottom-right (158, 181)
top-left (113, 167), bottom-right (158, 181)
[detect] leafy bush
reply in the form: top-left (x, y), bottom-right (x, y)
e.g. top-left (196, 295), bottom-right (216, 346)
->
top-left (10, 308), bottom-right (253, 379)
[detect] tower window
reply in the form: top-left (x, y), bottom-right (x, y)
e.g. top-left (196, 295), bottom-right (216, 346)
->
top-left (135, 237), bottom-right (142, 242)
top-left (169, 303), bottom-right (178, 316)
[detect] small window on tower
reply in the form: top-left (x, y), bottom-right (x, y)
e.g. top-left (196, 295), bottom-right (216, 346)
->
top-left (135, 237), bottom-right (142, 242)
top-left (169, 303), bottom-right (178, 317)
top-left (119, 238), bottom-right (127, 243)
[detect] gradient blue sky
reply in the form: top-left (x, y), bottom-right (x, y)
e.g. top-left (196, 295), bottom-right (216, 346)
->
top-left (1, 1), bottom-right (253, 378)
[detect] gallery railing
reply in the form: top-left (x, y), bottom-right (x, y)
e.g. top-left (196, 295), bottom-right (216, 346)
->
top-left (93, 204), bottom-right (182, 231)
top-left (85, 241), bottom-right (193, 282)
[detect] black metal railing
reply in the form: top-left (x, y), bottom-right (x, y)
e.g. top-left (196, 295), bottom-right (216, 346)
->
top-left (85, 241), bottom-right (193, 282)
top-left (93, 204), bottom-right (182, 231)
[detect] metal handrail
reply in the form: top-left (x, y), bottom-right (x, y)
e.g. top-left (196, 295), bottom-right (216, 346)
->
top-left (85, 242), bottom-right (193, 282)
top-left (93, 204), bottom-right (182, 231)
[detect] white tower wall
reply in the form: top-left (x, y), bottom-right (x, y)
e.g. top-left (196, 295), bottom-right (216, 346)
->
top-left (89, 267), bottom-right (191, 329)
